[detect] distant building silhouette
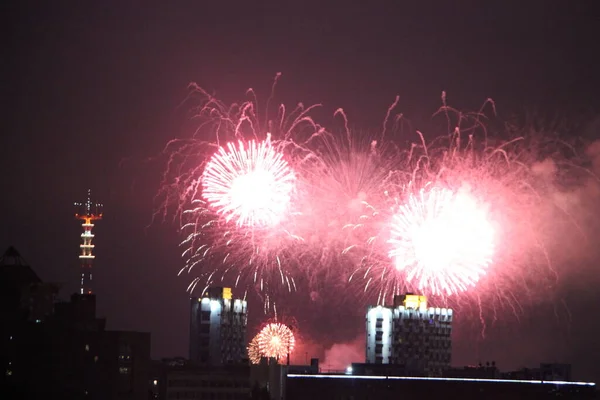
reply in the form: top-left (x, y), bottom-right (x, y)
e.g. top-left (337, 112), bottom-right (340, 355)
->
top-left (151, 360), bottom-right (253, 400)
top-left (0, 246), bottom-right (59, 324)
top-left (0, 246), bottom-right (150, 400)
top-left (189, 287), bottom-right (248, 366)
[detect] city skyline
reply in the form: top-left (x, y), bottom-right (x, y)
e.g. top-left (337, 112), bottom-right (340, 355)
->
top-left (3, 0), bottom-right (600, 385)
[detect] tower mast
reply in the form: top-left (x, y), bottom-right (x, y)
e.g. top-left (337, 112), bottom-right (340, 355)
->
top-left (74, 189), bottom-right (103, 295)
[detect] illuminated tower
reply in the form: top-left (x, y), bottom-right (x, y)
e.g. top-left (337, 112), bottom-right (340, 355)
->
top-left (74, 189), bottom-right (103, 295)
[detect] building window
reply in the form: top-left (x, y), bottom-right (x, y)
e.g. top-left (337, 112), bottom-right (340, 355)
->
top-left (375, 331), bottom-right (383, 341)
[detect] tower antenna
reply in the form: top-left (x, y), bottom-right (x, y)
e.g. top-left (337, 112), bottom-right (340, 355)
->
top-left (74, 189), bottom-right (103, 295)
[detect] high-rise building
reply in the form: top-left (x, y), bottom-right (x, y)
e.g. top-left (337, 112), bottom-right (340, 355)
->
top-left (189, 287), bottom-right (248, 366)
top-left (366, 293), bottom-right (452, 376)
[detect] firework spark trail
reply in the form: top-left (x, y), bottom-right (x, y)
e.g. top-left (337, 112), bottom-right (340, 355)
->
top-left (156, 75), bottom-right (331, 303)
top-left (293, 112), bottom-right (405, 288)
top-left (388, 186), bottom-right (495, 296)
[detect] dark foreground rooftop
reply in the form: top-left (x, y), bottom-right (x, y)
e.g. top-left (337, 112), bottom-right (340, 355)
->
top-left (286, 374), bottom-right (597, 400)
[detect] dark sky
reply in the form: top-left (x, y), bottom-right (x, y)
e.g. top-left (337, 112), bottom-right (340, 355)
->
top-left (3, 0), bottom-right (600, 382)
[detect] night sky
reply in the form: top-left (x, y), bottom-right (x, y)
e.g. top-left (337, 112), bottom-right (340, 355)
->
top-left (3, 1), bottom-right (600, 382)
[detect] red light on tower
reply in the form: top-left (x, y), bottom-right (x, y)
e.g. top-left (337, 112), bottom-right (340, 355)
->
top-left (74, 189), bottom-right (103, 295)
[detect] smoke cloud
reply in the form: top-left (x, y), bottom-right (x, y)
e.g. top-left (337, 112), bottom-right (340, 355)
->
top-left (321, 336), bottom-right (365, 371)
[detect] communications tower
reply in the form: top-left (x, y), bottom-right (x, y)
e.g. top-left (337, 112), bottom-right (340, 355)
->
top-left (74, 189), bottom-right (103, 295)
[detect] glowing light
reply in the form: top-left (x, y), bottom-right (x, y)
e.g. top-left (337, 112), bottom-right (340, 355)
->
top-left (287, 374), bottom-right (596, 386)
top-left (388, 187), bottom-right (495, 296)
top-left (247, 336), bottom-right (261, 364)
top-left (254, 323), bottom-right (295, 362)
top-left (202, 138), bottom-right (295, 228)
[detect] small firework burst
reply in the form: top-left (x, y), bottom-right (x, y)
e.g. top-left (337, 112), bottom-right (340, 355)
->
top-left (255, 322), bottom-right (295, 362)
top-left (247, 336), bottom-right (261, 364)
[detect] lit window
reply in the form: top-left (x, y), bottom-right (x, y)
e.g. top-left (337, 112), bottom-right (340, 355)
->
top-left (85, 344), bottom-right (90, 351)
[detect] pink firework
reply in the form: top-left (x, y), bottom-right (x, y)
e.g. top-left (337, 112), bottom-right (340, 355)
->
top-left (202, 136), bottom-right (295, 228)
top-left (388, 186), bottom-right (495, 296)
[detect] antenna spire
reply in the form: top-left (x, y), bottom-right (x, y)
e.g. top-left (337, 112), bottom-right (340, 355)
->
top-left (74, 189), bottom-right (103, 295)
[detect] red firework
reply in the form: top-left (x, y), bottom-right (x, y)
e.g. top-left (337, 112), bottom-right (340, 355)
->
top-left (202, 136), bottom-right (296, 228)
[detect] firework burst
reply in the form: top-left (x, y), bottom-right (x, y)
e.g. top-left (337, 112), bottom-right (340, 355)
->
top-left (348, 95), bottom-right (597, 314)
top-left (202, 137), bottom-right (295, 228)
top-left (156, 75), bottom-right (325, 300)
top-left (253, 322), bottom-right (296, 362)
top-left (247, 336), bottom-right (261, 364)
top-left (388, 186), bottom-right (495, 296)
top-left (159, 78), bottom-right (598, 322)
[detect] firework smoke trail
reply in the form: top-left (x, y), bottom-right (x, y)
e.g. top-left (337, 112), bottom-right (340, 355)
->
top-left (253, 322), bottom-right (296, 362)
top-left (156, 74), bottom-right (324, 300)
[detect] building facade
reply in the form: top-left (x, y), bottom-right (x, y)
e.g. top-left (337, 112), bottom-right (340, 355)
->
top-left (366, 294), bottom-right (453, 376)
top-left (189, 287), bottom-right (248, 366)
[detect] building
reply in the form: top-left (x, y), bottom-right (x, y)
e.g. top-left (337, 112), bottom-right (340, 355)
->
top-left (445, 362), bottom-right (501, 379)
top-left (366, 293), bottom-right (452, 376)
top-left (1, 246), bottom-right (151, 400)
top-left (3, 291), bottom-right (151, 400)
top-left (154, 362), bottom-right (253, 400)
top-left (502, 363), bottom-right (573, 382)
top-left (0, 246), bottom-right (59, 324)
top-left (189, 287), bottom-right (248, 366)
top-left (285, 373), bottom-right (596, 400)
